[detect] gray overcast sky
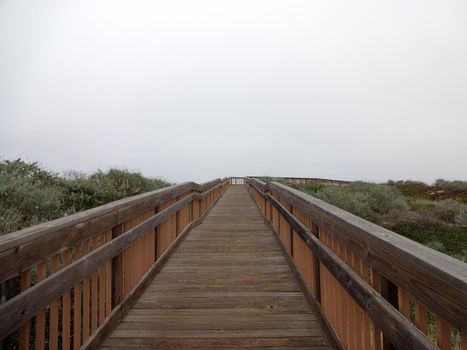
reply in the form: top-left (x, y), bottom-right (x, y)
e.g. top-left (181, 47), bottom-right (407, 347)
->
top-left (1, 1), bottom-right (466, 183)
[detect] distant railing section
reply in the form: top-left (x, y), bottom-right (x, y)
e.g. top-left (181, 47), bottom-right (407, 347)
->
top-left (0, 179), bottom-right (230, 350)
top-left (246, 177), bottom-right (466, 350)
top-left (250, 176), bottom-right (351, 186)
top-left (229, 177), bottom-right (245, 185)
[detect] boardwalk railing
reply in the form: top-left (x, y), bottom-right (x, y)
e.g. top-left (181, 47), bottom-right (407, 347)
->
top-left (0, 179), bottom-right (229, 350)
top-left (229, 177), bottom-right (245, 185)
top-left (250, 176), bottom-right (351, 186)
top-left (246, 177), bottom-right (467, 350)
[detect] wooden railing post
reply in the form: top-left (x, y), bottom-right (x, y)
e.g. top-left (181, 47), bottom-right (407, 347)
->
top-left (154, 207), bottom-right (159, 261)
top-left (111, 224), bottom-right (124, 307)
top-left (312, 223), bottom-right (321, 303)
top-left (381, 276), bottom-right (399, 350)
top-left (289, 205), bottom-right (294, 258)
top-left (175, 195), bottom-right (180, 236)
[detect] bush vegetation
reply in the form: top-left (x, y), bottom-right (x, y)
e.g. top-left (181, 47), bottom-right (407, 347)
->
top-left (0, 159), bottom-right (171, 235)
top-left (290, 179), bottom-right (467, 261)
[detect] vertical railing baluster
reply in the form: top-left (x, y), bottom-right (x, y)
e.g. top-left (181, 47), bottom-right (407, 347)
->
top-left (111, 224), bottom-right (124, 308)
top-left (381, 277), bottom-right (398, 350)
top-left (19, 270), bottom-right (31, 350)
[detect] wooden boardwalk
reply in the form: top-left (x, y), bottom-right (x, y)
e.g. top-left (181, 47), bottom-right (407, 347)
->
top-left (3, 178), bottom-right (464, 350)
top-left (102, 186), bottom-right (333, 349)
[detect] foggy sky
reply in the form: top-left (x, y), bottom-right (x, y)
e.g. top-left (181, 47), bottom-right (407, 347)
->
top-left (1, 1), bottom-right (466, 183)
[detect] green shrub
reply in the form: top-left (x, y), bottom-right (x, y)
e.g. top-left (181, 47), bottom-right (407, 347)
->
top-left (455, 205), bottom-right (467, 226)
top-left (350, 182), bottom-right (409, 215)
top-left (314, 186), bottom-right (378, 221)
top-left (96, 168), bottom-right (170, 195)
top-left (410, 199), bottom-right (467, 225)
top-left (0, 208), bottom-right (22, 234)
top-left (258, 176), bottom-right (277, 183)
top-left (431, 199), bottom-right (466, 224)
top-left (380, 208), bottom-right (440, 229)
top-left (0, 159), bottom-right (64, 230)
top-left (302, 182), bottom-right (326, 194)
top-left (58, 173), bottom-right (124, 214)
top-left (389, 180), bottom-right (431, 199)
top-left (434, 179), bottom-right (467, 192)
top-left (393, 222), bottom-right (467, 261)
top-left (294, 179), bottom-right (467, 262)
top-left (313, 182), bottom-right (408, 223)
top-left (0, 159), bottom-right (171, 235)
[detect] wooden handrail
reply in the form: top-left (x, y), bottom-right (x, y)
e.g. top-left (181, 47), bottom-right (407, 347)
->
top-left (0, 188), bottom-right (225, 339)
top-left (2, 174), bottom-right (465, 350)
top-left (267, 192), bottom-right (436, 350)
top-left (0, 178), bottom-right (230, 348)
top-left (0, 180), bottom-right (224, 283)
top-left (250, 176), bottom-right (351, 186)
top-left (229, 176), bottom-right (245, 185)
top-left (268, 181), bottom-right (467, 330)
top-left (246, 176), bottom-right (467, 349)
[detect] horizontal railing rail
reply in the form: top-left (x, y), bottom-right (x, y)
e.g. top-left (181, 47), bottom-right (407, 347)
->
top-left (0, 179), bottom-right (230, 349)
top-left (229, 176), bottom-right (245, 185)
top-left (246, 177), bottom-right (467, 350)
top-left (249, 176), bottom-right (351, 186)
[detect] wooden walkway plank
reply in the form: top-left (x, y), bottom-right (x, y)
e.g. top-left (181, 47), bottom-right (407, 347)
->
top-left (103, 186), bottom-right (333, 349)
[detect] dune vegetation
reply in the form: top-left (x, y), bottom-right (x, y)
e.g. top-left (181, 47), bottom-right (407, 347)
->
top-left (0, 159), bottom-right (171, 235)
top-left (2, 160), bottom-right (466, 262)
top-left (285, 179), bottom-right (467, 262)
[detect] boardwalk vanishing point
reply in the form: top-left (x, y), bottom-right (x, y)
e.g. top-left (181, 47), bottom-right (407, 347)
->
top-left (103, 186), bottom-right (333, 349)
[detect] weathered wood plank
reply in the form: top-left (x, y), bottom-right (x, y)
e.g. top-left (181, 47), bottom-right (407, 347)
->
top-left (108, 328), bottom-right (323, 338)
top-left (0, 182), bottom-right (229, 341)
top-left (104, 186), bottom-right (332, 349)
top-left (81, 187), bottom-right (227, 350)
top-left (101, 348), bottom-right (325, 350)
top-left (18, 269), bottom-right (31, 350)
top-left (34, 261), bottom-right (46, 350)
top-left (102, 336), bottom-right (328, 348)
top-left (0, 181), bottom-right (228, 283)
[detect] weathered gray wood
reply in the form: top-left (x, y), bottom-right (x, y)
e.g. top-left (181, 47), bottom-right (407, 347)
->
top-left (103, 186), bottom-right (333, 350)
top-left (248, 176), bottom-right (350, 186)
top-left (111, 223), bottom-right (124, 308)
top-left (0, 185), bottom-right (230, 340)
top-left (262, 180), bottom-right (467, 334)
top-left (0, 180), bottom-right (227, 283)
top-left (102, 336), bottom-right (329, 348)
top-left (81, 214), bottom-right (208, 350)
top-left (0, 182), bottom-right (191, 250)
top-left (268, 193), bottom-right (438, 350)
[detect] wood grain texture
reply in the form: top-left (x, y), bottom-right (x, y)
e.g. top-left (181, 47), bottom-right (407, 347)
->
top-left (18, 269), bottom-right (31, 350)
top-left (263, 180), bottom-right (466, 334)
top-left (49, 254), bottom-right (60, 350)
top-left (0, 183), bottom-right (191, 283)
top-left (0, 180), bottom-right (230, 284)
top-left (261, 187), bottom-right (438, 350)
top-left (62, 249), bottom-right (71, 350)
top-left (103, 186), bottom-right (332, 349)
top-left (0, 194), bottom-right (195, 339)
top-left (74, 244), bottom-right (83, 349)
top-left (34, 261), bottom-right (46, 350)
top-left (82, 186), bottom-right (227, 350)
top-left (82, 219), bottom-right (202, 350)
